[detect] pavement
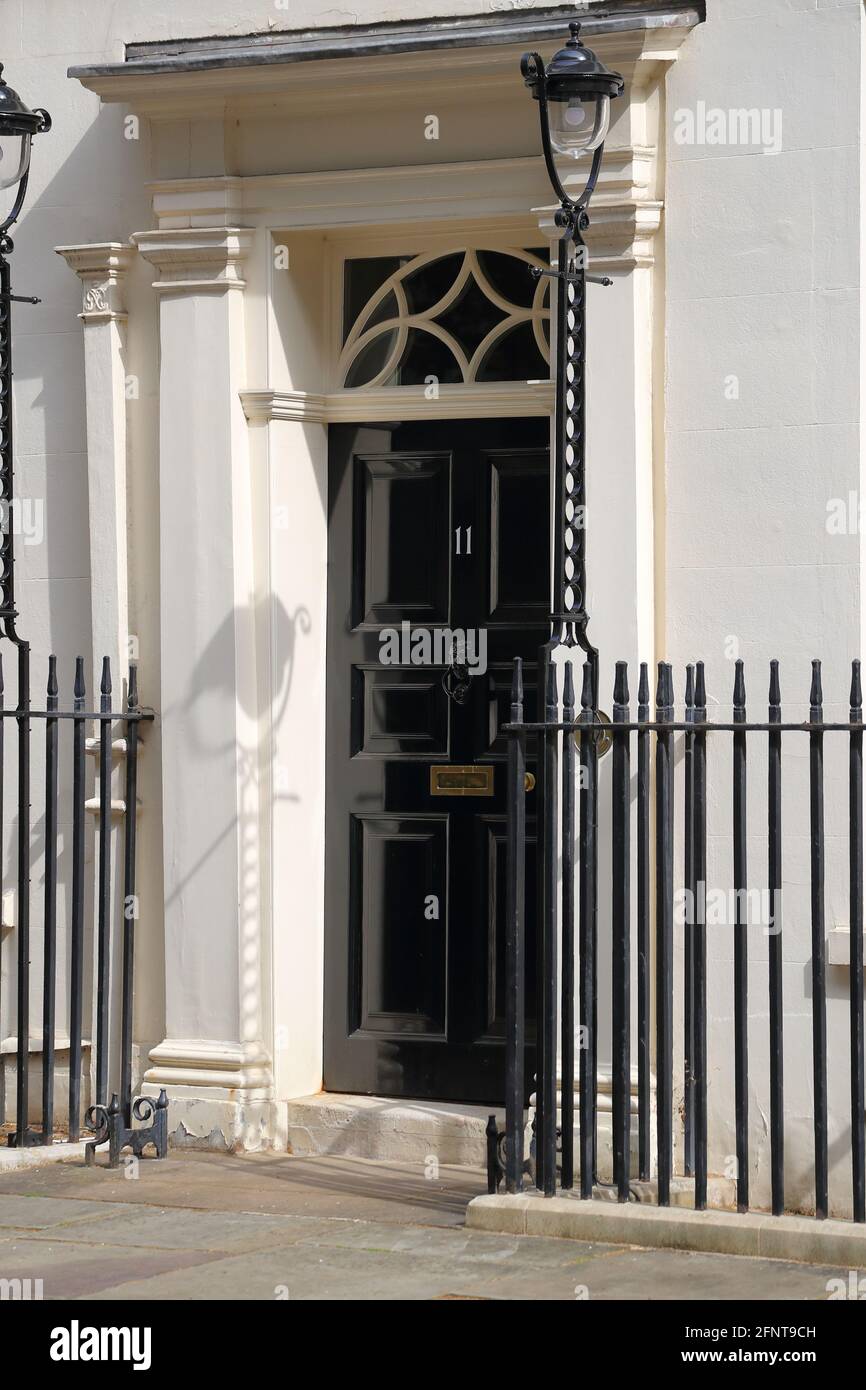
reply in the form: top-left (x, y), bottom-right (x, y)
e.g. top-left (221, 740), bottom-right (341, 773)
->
top-left (0, 1151), bottom-right (857, 1300)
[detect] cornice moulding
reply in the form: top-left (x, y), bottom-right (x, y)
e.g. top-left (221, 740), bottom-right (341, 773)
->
top-left (146, 155), bottom-right (662, 265)
top-left (69, 9), bottom-right (702, 117)
top-left (242, 382), bottom-right (555, 427)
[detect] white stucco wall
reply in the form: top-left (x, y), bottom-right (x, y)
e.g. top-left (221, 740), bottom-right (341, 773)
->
top-left (665, 0), bottom-right (864, 1215)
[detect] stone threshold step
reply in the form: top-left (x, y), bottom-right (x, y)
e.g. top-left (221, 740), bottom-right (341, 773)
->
top-left (286, 1093), bottom-right (500, 1166)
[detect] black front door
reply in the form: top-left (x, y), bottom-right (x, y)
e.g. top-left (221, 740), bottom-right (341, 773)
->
top-left (324, 417), bottom-right (548, 1102)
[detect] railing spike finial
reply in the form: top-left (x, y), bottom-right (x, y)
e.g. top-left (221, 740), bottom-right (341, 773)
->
top-left (581, 657), bottom-right (594, 711)
top-left (46, 653), bottom-right (57, 700)
top-left (685, 663), bottom-right (695, 712)
top-left (563, 656), bottom-right (575, 714)
top-left (128, 662), bottom-right (139, 711)
top-left (74, 654), bottom-right (85, 703)
top-left (510, 654), bottom-right (524, 707)
top-left (638, 660), bottom-right (649, 709)
top-left (100, 654), bottom-right (112, 698)
top-left (613, 659), bottom-right (629, 709)
top-left (769, 658), bottom-right (781, 710)
top-left (695, 660), bottom-right (707, 711)
top-left (664, 661), bottom-right (675, 712)
top-left (546, 658), bottom-right (559, 710)
top-left (851, 658), bottom-right (862, 714)
top-left (655, 661), bottom-right (666, 710)
top-left (733, 658), bottom-right (746, 713)
top-left (810, 658), bottom-right (823, 714)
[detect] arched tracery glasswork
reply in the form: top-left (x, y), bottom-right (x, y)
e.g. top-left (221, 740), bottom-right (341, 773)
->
top-left (339, 246), bottom-right (551, 389)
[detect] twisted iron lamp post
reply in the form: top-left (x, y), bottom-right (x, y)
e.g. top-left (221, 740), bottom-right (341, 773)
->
top-left (520, 22), bottom-right (622, 1193)
top-left (521, 21), bottom-right (622, 691)
top-left (0, 66), bottom-right (50, 639)
top-left (0, 66), bottom-right (51, 1148)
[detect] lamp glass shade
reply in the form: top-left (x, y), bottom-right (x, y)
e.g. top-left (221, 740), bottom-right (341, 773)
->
top-left (548, 93), bottom-right (610, 159)
top-left (0, 132), bottom-right (30, 191)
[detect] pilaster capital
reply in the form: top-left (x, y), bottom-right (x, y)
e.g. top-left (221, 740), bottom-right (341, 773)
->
top-left (131, 226), bottom-right (255, 294)
top-left (55, 241), bottom-right (135, 323)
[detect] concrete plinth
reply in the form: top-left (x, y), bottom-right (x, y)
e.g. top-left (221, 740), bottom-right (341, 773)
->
top-left (467, 1192), bottom-right (866, 1267)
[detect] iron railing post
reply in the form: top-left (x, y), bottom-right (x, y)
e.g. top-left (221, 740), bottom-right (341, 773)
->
top-left (560, 660), bottom-right (576, 1191)
top-left (768, 660), bottom-right (785, 1216)
top-left (505, 657), bottom-right (526, 1193)
top-left (655, 663), bottom-right (674, 1206)
top-left (809, 660), bottom-right (828, 1220)
top-left (732, 659), bottom-right (749, 1212)
top-left (850, 660), bottom-right (865, 1223)
top-left (611, 661), bottom-right (631, 1201)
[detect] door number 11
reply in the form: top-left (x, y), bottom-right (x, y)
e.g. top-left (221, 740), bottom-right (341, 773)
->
top-left (455, 525), bottom-right (472, 555)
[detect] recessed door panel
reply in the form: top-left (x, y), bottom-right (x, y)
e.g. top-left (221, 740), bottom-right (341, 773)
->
top-left (351, 666), bottom-right (449, 759)
top-left (352, 815), bottom-right (447, 1036)
top-left (352, 453), bottom-right (450, 627)
top-left (487, 450), bottom-right (550, 626)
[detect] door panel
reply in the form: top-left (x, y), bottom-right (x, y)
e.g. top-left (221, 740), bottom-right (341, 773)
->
top-left (487, 449), bottom-right (551, 626)
top-left (352, 453), bottom-right (450, 627)
top-left (351, 815), bottom-right (448, 1036)
top-left (325, 418), bottom-right (548, 1102)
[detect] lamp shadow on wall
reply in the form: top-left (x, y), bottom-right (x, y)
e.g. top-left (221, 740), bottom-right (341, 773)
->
top-left (158, 592), bottom-right (310, 1112)
top-left (164, 593), bottom-right (311, 900)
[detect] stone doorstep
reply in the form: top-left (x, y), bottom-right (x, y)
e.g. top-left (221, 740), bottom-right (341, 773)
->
top-left (467, 1193), bottom-right (866, 1268)
top-left (285, 1093), bottom-right (500, 1166)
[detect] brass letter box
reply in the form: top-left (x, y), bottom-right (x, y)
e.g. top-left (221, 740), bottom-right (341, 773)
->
top-left (430, 765), bottom-right (494, 797)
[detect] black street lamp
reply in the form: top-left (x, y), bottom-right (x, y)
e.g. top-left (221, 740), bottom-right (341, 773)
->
top-left (0, 65), bottom-right (50, 1152)
top-left (519, 23), bottom-right (622, 1196)
top-left (0, 65), bottom-right (50, 636)
top-left (521, 22), bottom-right (622, 690)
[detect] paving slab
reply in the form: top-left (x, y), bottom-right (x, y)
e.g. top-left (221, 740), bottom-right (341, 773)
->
top-left (78, 1242), bottom-right (495, 1301)
top-left (0, 1234), bottom-right (221, 1300)
top-left (79, 1236), bottom-right (850, 1303)
top-left (0, 1151), bottom-right (861, 1301)
top-left (0, 1152), bottom-right (483, 1225)
top-left (287, 1218), bottom-right (619, 1268)
top-left (27, 1205), bottom-right (332, 1255)
top-left (0, 1194), bottom-right (133, 1231)
top-left (483, 1246), bottom-right (844, 1302)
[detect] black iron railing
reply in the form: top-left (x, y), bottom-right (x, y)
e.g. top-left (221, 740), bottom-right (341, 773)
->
top-left (0, 651), bottom-right (167, 1165)
top-left (491, 655), bottom-right (866, 1224)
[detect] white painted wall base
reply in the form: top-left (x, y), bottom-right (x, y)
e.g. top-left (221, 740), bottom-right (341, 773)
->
top-left (142, 1037), bottom-right (286, 1151)
top-left (0, 1042), bottom-right (92, 1128)
top-left (141, 1088), bottom-right (288, 1154)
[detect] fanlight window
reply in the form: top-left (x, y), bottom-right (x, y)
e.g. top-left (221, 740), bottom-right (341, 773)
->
top-left (339, 247), bottom-right (551, 389)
